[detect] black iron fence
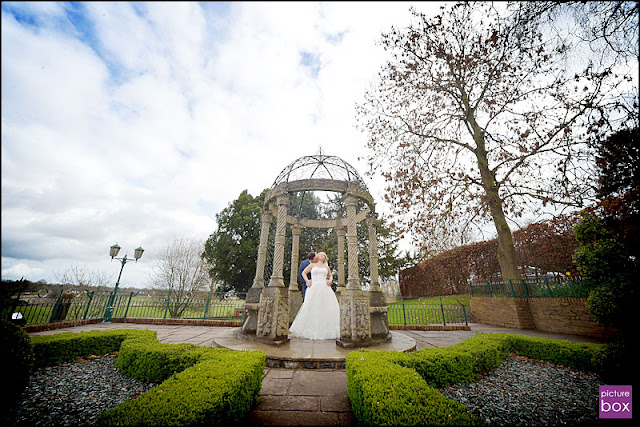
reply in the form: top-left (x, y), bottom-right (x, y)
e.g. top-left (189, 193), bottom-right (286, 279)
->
top-left (2, 289), bottom-right (247, 327)
top-left (469, 276), bottom-right (588, 298)
top-left (3, 288), bottom-right (468, 327)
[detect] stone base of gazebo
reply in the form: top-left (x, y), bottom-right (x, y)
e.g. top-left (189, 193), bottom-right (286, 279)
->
top-left (336, 334), bottom-right (392, 349)
top-left (215, 329), bottom-right (415, 369)
top-left (237, 328), bottom-right (291, 347)
top-left (253, 286), bottom-right (291, 345)
top-left (335, 288), bottom-right (392, 348)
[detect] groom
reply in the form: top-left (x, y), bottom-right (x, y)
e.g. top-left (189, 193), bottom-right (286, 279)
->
top-left (298, 252), bottom-right (316, 301)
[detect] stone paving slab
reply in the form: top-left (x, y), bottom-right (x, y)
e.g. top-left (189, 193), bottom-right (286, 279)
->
top-left (251, 368), bottom-right (353, 426)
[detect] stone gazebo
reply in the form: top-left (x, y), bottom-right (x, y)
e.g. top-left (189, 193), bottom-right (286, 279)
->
top-left (240, 153), bottom-right (390, 348)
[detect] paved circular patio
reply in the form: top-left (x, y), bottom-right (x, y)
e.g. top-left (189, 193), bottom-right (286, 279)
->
top-left (212, 328), bottom-right (417, 369)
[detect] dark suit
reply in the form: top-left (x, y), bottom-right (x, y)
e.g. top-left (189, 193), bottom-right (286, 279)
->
top-left (298, 259), bottom-right (311, 300)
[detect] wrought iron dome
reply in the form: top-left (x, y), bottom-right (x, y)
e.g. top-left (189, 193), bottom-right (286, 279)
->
top-left (271, 153), bottom-right (368, 190)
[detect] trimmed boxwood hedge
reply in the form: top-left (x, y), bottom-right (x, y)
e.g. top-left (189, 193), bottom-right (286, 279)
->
top-left (30, 329), bottom-right (265, 426)
top-left (346, 333), bottom-right (605, 426)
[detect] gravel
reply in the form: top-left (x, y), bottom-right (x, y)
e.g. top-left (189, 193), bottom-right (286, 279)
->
top-left (12, 354), bottom-right (156, 426)
top-left (10, 353), bottom-right (602, 426)
top-left (439, 355), bottom-right (602, 425)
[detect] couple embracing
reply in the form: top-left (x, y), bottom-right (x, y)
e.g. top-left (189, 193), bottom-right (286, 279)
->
top-left (289, 251), bottom-right (340, 340)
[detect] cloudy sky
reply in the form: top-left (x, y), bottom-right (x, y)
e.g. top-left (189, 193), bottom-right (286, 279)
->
top-left (2, 1), bottom-right (446, 288)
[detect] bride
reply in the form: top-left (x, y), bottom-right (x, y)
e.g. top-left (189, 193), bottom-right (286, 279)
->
top-left (289, 251), bottom-right (340, 340)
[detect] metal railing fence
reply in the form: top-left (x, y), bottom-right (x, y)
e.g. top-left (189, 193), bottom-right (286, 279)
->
top-left (1, 289), bottom-right (247, 327)
top-left (469, 276), bottom-right (588, 298)
top-left (3, 289), bottom-right (468, 327)
top-left (387, 298), bottom-right (468, 326)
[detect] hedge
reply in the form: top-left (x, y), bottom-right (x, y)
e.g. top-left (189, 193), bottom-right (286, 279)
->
top-left (1, 320), bottom-right (35, 419)
top-left (346, 333), bottom-right (605, 426)
top-left (30, 329), bottom-right (265, 426)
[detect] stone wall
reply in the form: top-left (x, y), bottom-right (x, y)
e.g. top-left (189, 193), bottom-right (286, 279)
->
top-left (470, 296), bottom-right (616, 339)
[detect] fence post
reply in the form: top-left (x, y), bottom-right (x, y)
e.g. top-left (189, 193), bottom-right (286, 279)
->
top-left (487, 281), bottom-right (492, 297)
top-left (440, 298), bottom-right (447, 326)
top-left (544, 278), bottom-right (552, 297)
top-left (203, 290), bottom-right (211, 320)
top-left (49, 289), bottom-right (64, 323)
top-left (461, 303), bottom-right (468, 326)
top-left (509, 279), bottom-right (515, 297)
top-left (401, 297), bottom-right (407, 326)
top-left (124, 292), bottom-right (135, 319)
top-left (163, 293), bottom-right (171, 319)
top-left (522, 279), bottom-right (529, 298)
top-left (83, 291), bottom-right (94, 319)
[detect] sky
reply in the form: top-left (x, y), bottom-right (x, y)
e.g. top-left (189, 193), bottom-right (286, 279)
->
top-left (2, 1), bottom-right (447, 288)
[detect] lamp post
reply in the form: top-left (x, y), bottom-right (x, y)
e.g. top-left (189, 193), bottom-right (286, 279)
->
top-left (104, 243), bottom-right (144, 322)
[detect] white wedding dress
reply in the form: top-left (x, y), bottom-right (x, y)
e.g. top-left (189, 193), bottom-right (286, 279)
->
top-left (289, 266), bottom-right (341, 340)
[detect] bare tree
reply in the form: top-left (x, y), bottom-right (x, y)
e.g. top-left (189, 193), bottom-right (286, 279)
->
top-left (357, 2), bottom-right (637, 280)
top-left (509, 1), bottom-right (639, 128)
top-left (54, 264), bottom-right (111, 291)
top-left (151, 237), bottom-right (211, 318)
top-left (512, 1), bottom-right (638, 60)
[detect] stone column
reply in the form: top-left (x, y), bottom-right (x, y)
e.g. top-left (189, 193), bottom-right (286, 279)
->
top-left (288, 224), bottom-right (303, 324)
top-left (337, 192), bottom-right (371, 348)
top-left (367, 214), bottom-right (380, 292)
top-left (268, 194), bottom-right (289, 288)
top-left (336, 227), bottom-right (346, 292)
top-left (345, 194), bottom-right (360, 290)
top-left (242, 210), bottom-right (272, 335)
top-left (256, 194), bottom-right (290, 344)
top-left (254, 210), bottom-right (273, 288)
top-left (367, 213), bottom-right (390, 342)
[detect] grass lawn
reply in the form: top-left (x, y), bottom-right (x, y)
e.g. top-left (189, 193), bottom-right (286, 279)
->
top-left (387, 295), bottom-right (470, 325)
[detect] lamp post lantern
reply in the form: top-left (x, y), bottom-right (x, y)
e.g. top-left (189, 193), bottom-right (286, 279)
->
top-left (104, 243), bottom-right (144, 322)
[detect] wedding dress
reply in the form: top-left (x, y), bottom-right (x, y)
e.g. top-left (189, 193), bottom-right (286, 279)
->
top-left (289, 266), bottom-right (341, 340)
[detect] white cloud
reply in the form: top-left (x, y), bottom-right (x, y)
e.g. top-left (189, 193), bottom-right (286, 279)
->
top-left (1, 260), bottom-right (45, 280)
top-left (2, 1), bottom-right (441, 287)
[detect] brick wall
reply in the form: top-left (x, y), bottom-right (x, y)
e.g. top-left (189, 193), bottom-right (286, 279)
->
top-left (470, 296), bottom-right (617, 339)
top-left (23, 317), bottom-right (243, 333)
top-left (469, 297), bottom-right (534, 329)
top-left (24, 318), bottom-right (102, 333)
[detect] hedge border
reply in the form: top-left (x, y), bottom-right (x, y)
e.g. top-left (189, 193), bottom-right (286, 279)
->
top-left (346, 333), bottom-right (605, 426)
top-left (30, 329), bottom-right (265, 426)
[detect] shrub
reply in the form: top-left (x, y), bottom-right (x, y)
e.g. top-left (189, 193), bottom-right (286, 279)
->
top-left (347, 351), bottom-right (483, 426)
top-left (346, 333), bottom-right (604, 426)
top-left (98, 350), bottom-right (264, 426)
top-left (30, 329), bottom-right (135, 368)
top-left (0, 320), bottom-right (35, 419)
top-left (29, 329), bottom-right (265, 426)
top-left (115, 331), bottom-right (203, 383)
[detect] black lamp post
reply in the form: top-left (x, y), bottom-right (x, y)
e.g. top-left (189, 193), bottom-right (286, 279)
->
top-left (104, 243), bottom-right (144, 322)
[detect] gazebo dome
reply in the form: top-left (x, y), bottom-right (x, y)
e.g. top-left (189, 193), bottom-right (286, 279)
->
top-left (271, 153), bottom-right (368, 190)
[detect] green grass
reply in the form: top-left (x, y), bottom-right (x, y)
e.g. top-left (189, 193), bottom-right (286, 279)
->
top-left (115, 297), bottom-right (245, 319)
top-left (387, 295), bottom-right (469, 325)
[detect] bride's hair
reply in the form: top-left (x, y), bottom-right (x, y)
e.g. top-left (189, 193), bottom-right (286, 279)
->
top-left (317, 252), bottom-right (328, 263)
